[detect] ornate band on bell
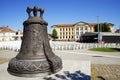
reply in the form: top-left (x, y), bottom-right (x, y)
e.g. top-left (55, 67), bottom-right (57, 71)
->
top-left (7, 6), bottom-right (62, 78)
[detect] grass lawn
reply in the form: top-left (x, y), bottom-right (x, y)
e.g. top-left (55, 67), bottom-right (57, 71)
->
top-left (88, 48), bottom-right (120, 52)
top-left (0, 57), bottom-right (9, 64)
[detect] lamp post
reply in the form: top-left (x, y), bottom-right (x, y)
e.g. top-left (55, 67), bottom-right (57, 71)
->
top-left (97, 16), bottom-right (99, 33)
top-left (97, 16), bottom-right (103, 44)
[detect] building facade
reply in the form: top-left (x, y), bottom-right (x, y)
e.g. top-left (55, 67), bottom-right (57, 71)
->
top-left (51, 24), bottom-right (75, 41)
top-left (51, 21), bottom-right (114, 41)
top-left (0, 26), bottom-right (16, 41)
top-left (0, 26), bottom-right (23, 41)
top-left (115, 29), bottom-right (120, 33)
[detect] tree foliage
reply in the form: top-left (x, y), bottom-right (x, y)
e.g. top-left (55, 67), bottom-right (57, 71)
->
top-left (94, 23), bottom-right (111, 32)
top-left (51, 29), bottom-right (58, 41)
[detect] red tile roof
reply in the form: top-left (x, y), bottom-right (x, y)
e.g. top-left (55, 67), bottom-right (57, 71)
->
top-left (0, 26), bottom-right (15, 32)
top-left (55, 24), bottom-right (74, 27)
top-left (88, 23), bottom-right (96, 27)
top-left (53, 23), bottom-right (97, 28)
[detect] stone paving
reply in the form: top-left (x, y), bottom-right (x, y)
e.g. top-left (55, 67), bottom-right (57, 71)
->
top-left (55, 50), bottom-right (120, 64)
top-left (0, 50), bottom-right (120, 80)
top-left (92, 64), bottom-right (120, 80)
top-left (0, 61), bottom-right (90, 80)
top-left (0, 50), bottom-right (91, 80)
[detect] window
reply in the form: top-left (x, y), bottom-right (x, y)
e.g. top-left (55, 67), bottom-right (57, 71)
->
top-left (60, 32), bottom-right (62, 35)
top-left (80, 32), bottom-right (83, 34)
top-left (76, 32), bottom-right (79, 35)
top-left (80, 27), bottom-right (83, 30)
top-left (69, 32), bottom-right (70, 35)
top-left (85, 27), bottom-right (87, 30)
top-left (16, 32), bottom-right (18, 35)
top-left (60, 28), bottom-right (62, 31)
top-left (60, 36), bottom-right (62, 39)
top-left (77, 36), bottom-right (78, 38)
top-left (72, 32), bottom-right (74, 34)
top-left (72, 36), bottom-right (74, 38)
top-left (72, 28), bottom-right (74, 31)
top-left (66, 32), bottom-right (67, 35)
top-left (76, 28), bottom-right (79, 30)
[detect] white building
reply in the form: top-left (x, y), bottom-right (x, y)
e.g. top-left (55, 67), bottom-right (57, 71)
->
top-left (15, 30), bottom-right (23, 40)
top-left (0, 26), bottom-right (23, 41)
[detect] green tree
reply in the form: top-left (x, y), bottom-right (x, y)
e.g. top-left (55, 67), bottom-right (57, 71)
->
top-left (51, 29), bottom-right (58, 41)
top-left (94, 23), bottom-right (111, 32)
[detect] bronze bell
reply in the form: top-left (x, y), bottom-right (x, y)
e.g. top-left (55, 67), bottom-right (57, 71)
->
top-left (7, 6), bottom-right (62, 77)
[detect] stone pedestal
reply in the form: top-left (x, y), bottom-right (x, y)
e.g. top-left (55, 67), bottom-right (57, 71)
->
top-left (7, 6), bottom-right (62, 77)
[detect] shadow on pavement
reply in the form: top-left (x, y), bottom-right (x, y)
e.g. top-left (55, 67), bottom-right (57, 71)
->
top-left (43, 70), bottom-right (90, 80)
top-left (97, 76), bottom-right (105, 80)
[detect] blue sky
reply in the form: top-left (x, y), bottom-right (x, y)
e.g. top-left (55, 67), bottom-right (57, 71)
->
top-left (0, 0), bottom-right (120, 33)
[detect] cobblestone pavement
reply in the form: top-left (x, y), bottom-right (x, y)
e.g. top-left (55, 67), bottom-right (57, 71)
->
top-left (91, 64), bottom-right (120, 80)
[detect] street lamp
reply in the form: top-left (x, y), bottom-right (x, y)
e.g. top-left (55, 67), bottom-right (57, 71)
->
top-left (97, 16), bottom-right (102, 44)
top-left (97, 16), bottom-right (99, 33)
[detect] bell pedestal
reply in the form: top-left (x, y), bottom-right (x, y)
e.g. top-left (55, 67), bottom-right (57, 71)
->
top-left (7, 6), bottom-right (62, 77)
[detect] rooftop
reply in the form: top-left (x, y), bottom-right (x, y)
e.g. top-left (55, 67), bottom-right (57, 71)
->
top-left (88, 23), bottom-right (96, 27)
top-left (52, 22), bottom-right (114, 28)
top-left (55, 24), bottom-right (74, 27)
top-left (115, 29), bottom-right (120, 33)
top-left (0, 26), bottom-right (15, 32)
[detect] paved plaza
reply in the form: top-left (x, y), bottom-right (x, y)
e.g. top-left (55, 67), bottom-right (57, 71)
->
top-left (55, 49), bottom-right (120, 64)
top-left (0, 50), bottom-right (120, 80)
top-left (92, 64), bottom-right (120, 80)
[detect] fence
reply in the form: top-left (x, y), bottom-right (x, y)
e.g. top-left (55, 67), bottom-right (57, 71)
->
top-left (0, 41), bottom-right (21, 51)
top-left (50, 41), bottom-right (120, 50)
top-left (0, 41), bottom-right (120, 51)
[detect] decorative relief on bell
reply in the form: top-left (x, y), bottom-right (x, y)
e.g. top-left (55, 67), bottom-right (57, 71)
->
top-left (7, 6), bottom-right (62, 77)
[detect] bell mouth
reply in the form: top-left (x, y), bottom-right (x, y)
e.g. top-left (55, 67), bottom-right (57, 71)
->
top-left (7, 55), bottom-right (62, 77)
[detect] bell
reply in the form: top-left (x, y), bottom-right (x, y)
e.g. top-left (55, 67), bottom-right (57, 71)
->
top-left (7, 6), bottom-right (62, 77)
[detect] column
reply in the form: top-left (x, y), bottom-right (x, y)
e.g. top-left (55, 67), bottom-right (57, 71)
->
top-left (74, 25), bottom-right (77, 40)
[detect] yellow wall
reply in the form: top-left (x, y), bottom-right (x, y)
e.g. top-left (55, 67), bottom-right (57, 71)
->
top-left (51, 22), bottom-right (114, 41)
